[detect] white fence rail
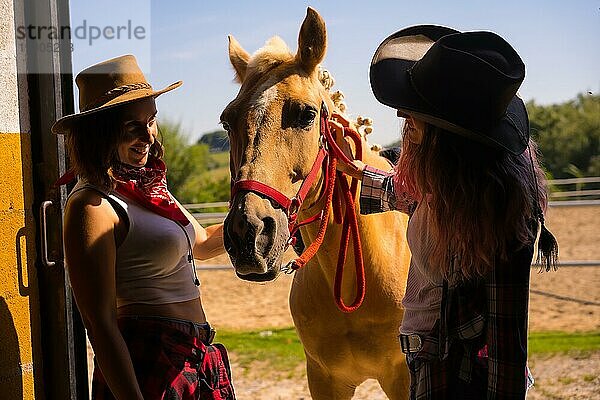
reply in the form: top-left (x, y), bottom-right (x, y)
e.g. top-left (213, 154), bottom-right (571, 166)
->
top-left (184, 177), bottom-right (600, 223)
top-left (548, 177), bottom-right (600, 185)
top-left (184, 202), bottom-right (228, 224)
top-left (185, 202), bottom-right (229, 209)
top-left (186, 178), bottom-right (600, 268)
top-left (548, 177), bottom-right (600, 205)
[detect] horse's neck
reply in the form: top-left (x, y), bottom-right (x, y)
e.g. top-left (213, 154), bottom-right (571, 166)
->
top-left (297, 147), bottom-right (395, 270)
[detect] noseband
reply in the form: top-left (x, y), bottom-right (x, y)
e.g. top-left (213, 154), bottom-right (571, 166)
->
top-left (230, 101), bottom-right (366, 313)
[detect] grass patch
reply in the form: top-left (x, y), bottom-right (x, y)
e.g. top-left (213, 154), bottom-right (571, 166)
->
top-left (557, 376), bottom-right (576, 385)
top-left (216, 327), bottom-right (305, 372)
top-left (529, 331), bottom-right (600, 355)
top-left (215, 328), bottom-right (599, 378)
top-left (582, 374), bottom-right (596, 382)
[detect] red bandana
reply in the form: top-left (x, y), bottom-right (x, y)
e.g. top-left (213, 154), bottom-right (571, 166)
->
top-left (112, 157), bottom-right (190, 226)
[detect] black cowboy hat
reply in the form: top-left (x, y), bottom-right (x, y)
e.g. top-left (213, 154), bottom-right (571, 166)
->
top-left (370, 25), bottom-right (529, 155)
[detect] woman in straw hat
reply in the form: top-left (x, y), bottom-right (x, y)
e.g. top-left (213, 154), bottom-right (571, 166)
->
top-left (54, 55), bottom-right (235, 399)
top-left (332, 26), bottom-right (558, 399)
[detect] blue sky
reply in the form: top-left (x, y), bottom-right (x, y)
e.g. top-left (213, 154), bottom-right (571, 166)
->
top-left (69, 0), bottom-right (600, 146)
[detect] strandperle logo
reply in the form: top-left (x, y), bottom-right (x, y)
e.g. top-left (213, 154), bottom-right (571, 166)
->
top-left (16, 19), bottom-right (146, 46)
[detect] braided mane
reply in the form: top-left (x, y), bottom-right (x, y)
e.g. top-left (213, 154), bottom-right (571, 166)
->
top-left (318, 67), bottom-right (381, 151)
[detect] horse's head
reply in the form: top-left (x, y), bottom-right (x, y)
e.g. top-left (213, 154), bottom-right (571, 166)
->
top-left (222, 8), bottom-right (334, 281)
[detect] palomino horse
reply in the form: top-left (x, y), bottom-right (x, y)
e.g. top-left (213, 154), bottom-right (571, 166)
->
top-left (222, 8), bottom-right (411, 399)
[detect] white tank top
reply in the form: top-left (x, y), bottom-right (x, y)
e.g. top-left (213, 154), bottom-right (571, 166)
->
top-left (67, 180), bottom-right (200, 308)
top-left (400, 201), bottom-right (443, 334)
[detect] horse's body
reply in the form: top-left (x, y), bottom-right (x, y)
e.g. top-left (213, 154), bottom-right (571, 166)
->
top-left (222, 8), bottom-right (411, 399)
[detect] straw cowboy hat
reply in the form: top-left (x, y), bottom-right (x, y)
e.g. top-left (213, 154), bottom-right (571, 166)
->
top-left (52, 54), bottom-right (182, 134)
top-left (370, 25), bottom-right (529, 155)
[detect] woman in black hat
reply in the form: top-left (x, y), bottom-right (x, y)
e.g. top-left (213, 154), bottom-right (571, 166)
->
top-left (332, 26), bottom-right (558, 399)
top-left (54, 55), bottom-right (235, 399)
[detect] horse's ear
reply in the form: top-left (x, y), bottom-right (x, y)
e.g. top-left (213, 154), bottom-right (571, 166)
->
top-left (228, 35), bottom-right (250, 83)
top-left (296, 7), bottom-right (327, 74)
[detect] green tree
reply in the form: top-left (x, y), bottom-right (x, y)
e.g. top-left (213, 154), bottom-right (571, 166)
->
top-left (528, 94), bottom-right (600, 178)
top-left (159, 120), bottom-right (231, 204)
top-left (159, 120), bottom-right (209, 201)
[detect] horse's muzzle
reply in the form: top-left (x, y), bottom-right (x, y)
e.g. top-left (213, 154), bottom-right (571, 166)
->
top-left (224, 192), bottom-right (289, 280)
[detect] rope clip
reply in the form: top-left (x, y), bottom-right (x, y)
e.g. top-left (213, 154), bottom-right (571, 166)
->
top-left (280, 260), bottom-right (298, 274)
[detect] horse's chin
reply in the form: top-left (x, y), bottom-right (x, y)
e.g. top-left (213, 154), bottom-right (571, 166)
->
top-left (231, 252), bottom-right (284, 282)
top-left (235, 269), bottom-right (279, 282)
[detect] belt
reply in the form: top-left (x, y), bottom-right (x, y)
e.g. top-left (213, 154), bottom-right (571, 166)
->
top-left (119, 315), bottom-right (216, 345)
top-left (399, 333), bottom-right (423, 354)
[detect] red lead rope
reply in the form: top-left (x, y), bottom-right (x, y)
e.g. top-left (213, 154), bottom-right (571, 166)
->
top-left (231, 101), bottom-right (365, 313)
top-left (327, 121), bottom-right (365, 313)
top-left (285, 104), bottom-right (366, 313)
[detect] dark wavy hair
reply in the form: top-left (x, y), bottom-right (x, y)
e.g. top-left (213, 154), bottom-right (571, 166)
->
top-left (394, 123), bottom-right (547, 280)
top-left (64, 104), bottom-right (164, 190)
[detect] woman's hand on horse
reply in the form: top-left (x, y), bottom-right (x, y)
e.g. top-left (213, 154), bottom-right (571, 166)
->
top-left (331, 112), bottom-right (352, 129)
top-left (328, 117), bottom-right (365, 180)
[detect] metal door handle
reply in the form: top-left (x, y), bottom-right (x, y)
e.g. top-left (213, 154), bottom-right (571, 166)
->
top-left (40, 200), bottom-right (56, 267)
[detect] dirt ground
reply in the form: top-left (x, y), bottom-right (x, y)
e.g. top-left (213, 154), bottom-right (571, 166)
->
top-left (198, 267), bottom-right (599, 400)
top-left (196, 205), bottom-right (600, 399)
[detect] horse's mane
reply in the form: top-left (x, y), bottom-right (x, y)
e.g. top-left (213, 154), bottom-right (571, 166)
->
top-left (247, 36), bottom-right (381, 150)
top-left (318, 68), bottom-right (379, 149)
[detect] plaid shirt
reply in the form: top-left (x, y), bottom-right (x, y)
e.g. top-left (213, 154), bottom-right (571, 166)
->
top-left (360, 165), bottom-right (417, 215)
top-left (359, 165), bottom-right (533, 399)
top-left (92, 317), bottom-right (236, 400)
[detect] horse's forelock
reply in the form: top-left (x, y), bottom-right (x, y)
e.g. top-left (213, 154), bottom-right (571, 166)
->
top-left (247, 36), bottom-right (294, 78)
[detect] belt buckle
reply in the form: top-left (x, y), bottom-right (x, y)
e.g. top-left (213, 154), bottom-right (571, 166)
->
top-left (400, 333), bottom-right (423, 354)
top-left (207, 327), bottom-right (216, 345)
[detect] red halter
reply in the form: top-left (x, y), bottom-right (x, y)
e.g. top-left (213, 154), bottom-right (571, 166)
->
top-left (230, 102), bottom-right (366, 313)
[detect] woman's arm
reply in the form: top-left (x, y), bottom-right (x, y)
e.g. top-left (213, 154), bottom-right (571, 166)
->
top-left (194, 223), bottom-right (225, 260)
top-left (174, 198), bottom-right (226, 260)
top-left (64, 192), bottom-right (143, 400)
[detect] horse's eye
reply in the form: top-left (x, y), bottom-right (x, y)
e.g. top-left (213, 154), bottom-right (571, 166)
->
top-left (298, 107), bottom-right (317, 128)
top-left (221, 121), bottom-right (231, 133)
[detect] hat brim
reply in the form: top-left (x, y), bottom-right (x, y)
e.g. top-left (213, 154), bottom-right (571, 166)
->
top-left (51, 80), bottom-right (182, 134)
top-left (370, 26), bottom-right (529, 155)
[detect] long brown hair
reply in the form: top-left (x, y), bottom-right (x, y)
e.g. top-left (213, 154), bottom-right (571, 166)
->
top-left (395, 122), bottom-right (547, 280)
top-left (65, 104), bottom-right (164, 190)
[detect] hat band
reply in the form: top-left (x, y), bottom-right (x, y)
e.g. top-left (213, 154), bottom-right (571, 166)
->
top-left (82, 82), bottom-right (153, 111)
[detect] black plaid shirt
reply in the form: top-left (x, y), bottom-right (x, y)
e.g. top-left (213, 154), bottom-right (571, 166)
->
top-left (360, 165), bottom-right (417, 215)
top-left (359, 165), bottom-right (533, 399)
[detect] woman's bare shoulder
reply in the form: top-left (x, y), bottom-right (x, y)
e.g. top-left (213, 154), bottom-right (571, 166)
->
top-left (65, 188), bottom-right (120, 226)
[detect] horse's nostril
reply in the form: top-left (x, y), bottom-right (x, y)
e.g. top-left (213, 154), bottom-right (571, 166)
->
top-left (262, 216), bottom-right (276, 236)
top-left (255, 216), bottom-right (276, 258)
top-left (225, 193), bottom-right (287, 273)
